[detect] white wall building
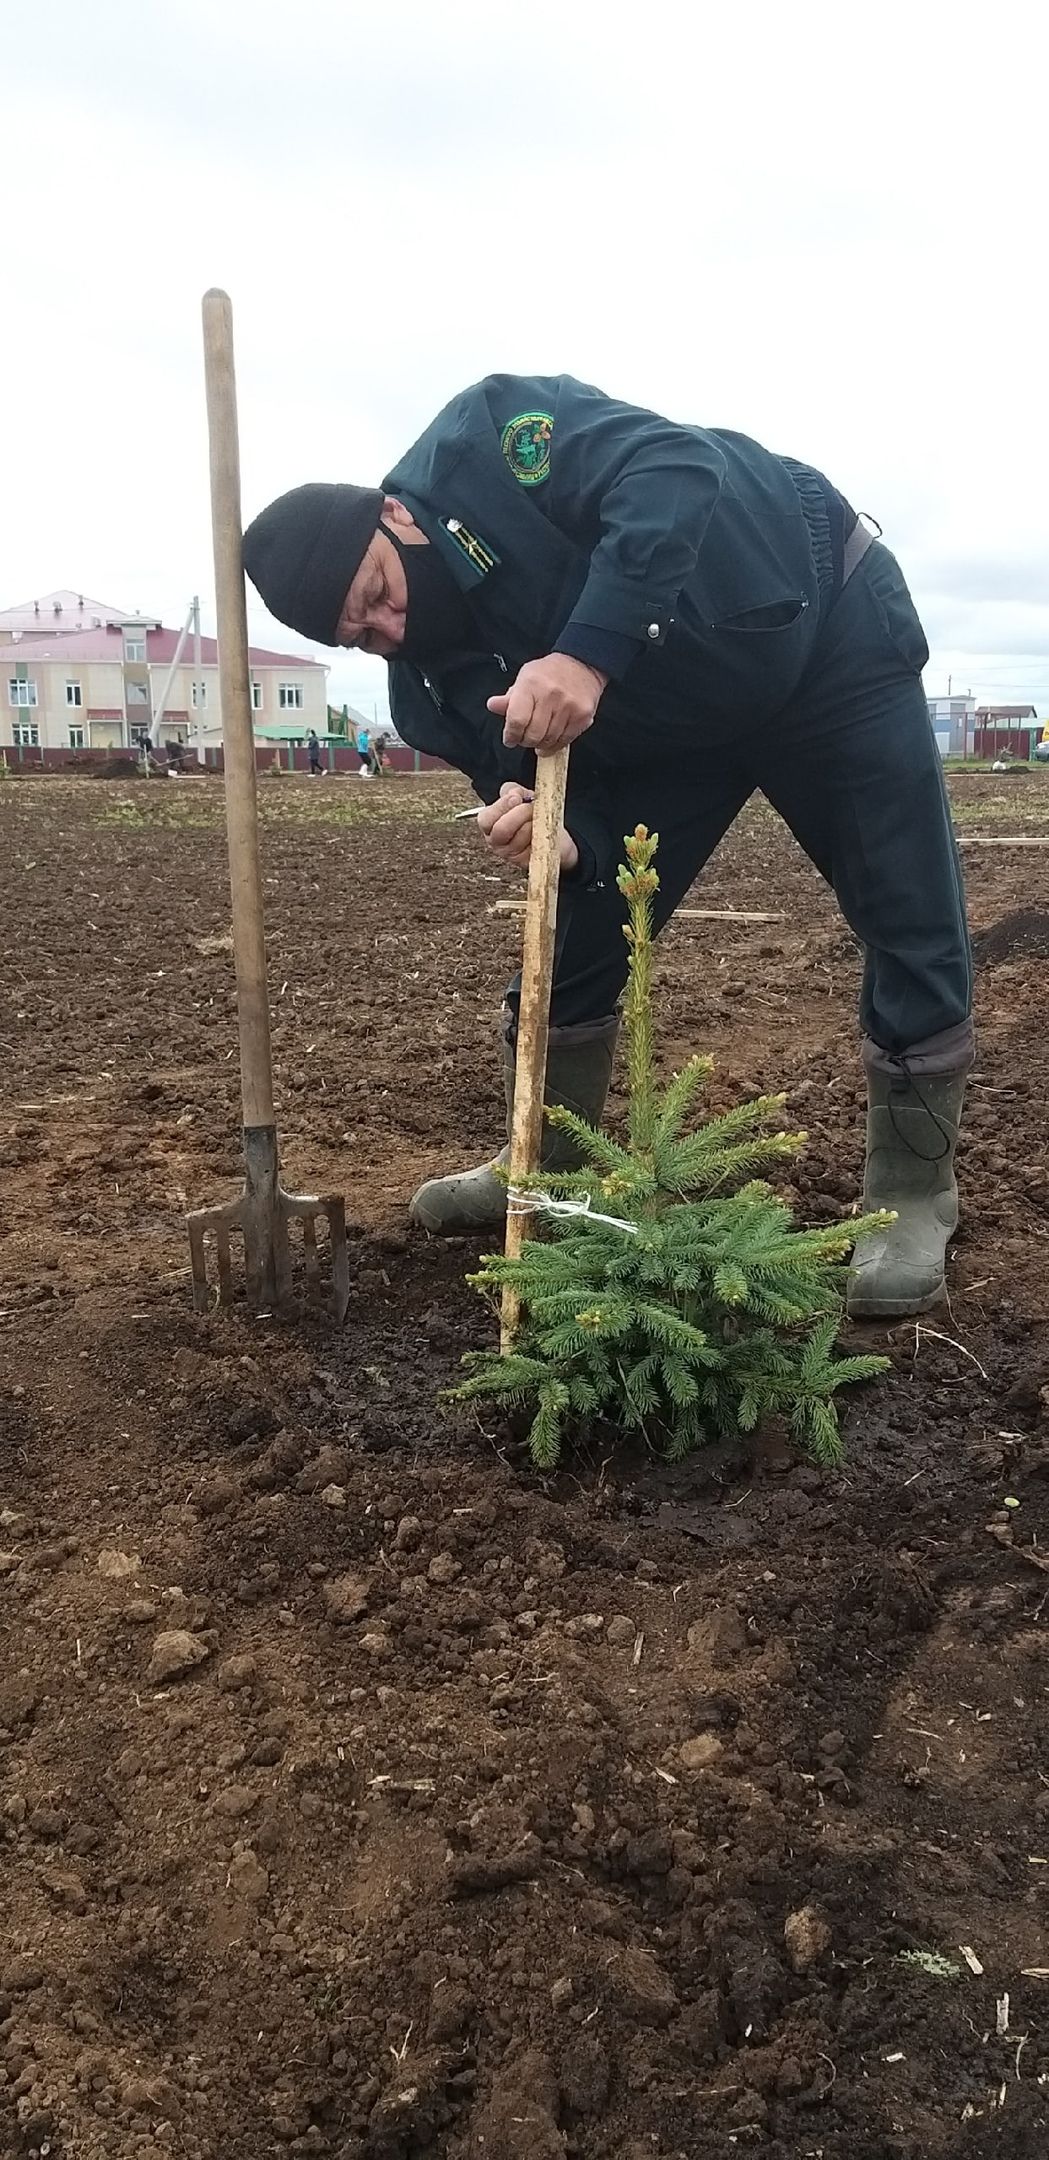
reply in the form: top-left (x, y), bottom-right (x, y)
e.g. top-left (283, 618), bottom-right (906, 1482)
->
top-left (1, 589), bottom-right (327, 752)
top-left (926, 694), bottom-right (976, 759)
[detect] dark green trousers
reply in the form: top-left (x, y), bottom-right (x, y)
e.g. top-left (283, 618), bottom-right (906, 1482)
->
top-left (508, 543), bottom-right (972, 1059)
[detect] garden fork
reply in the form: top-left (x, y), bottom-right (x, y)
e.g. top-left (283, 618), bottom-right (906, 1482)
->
top-left (187, 290), bottom-right (349, 1321)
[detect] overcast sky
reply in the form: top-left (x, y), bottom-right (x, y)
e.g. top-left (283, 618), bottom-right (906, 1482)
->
top-left (6, 0), bottom-right (1047, 724)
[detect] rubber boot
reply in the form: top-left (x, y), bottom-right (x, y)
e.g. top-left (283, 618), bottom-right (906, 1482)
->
top-left (409, 1016), bottom-right (618, 1234)
top-left (847, 1068), bottom-right (968, 1319)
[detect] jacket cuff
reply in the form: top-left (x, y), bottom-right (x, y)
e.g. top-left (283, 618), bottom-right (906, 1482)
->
top-left (562, 835), bottom-right (596, 887)
top-left (560, 568), bottom-right (675, 648)
top-left (563, 802), bottom-right (612, 891)
top-left (554, 621), bottom-right (643, 681)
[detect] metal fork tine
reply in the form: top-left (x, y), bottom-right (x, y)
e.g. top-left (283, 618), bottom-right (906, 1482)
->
top-left (272, 1205), bottom-right (293, 1307)
top-left (186, 1185), bottom-right (349, 1322)
top-left (327, 1197), bottom-right (350, 1324)
top-left (301, 1210), bottom-right (319, 1292)
top-left (188, 1217), bottom-right (209, 1311)
top-left (216, 1222), bottom-right (234, 1304)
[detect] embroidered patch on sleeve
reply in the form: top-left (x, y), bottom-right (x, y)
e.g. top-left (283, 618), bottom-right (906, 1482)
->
top-left (501, 412), bottom-right (553, 487)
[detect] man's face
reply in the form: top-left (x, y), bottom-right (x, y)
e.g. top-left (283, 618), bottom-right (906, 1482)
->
top-left (335, 529), bottom-right (406, 655)
top-left (334, 497), bottom-right (428, 656)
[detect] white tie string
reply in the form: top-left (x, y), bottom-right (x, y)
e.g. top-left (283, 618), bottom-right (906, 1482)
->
top-left (506, 1186), bottom-right (640, 1235)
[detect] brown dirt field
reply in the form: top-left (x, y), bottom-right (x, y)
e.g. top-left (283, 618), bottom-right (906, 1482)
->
top-left (1, 767), bottom-right (1048, 2160)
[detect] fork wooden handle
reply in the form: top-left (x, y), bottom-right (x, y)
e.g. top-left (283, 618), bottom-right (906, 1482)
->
top-left (202, 287), bottom-right (275, 1133)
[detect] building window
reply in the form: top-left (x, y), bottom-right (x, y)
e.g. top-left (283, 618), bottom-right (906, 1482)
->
top-left (8, 679), bottom-right (38, 707)
top-left (279, 682), bottom-right (304, 711)
top-left (124, 636), bottom-right (146, 662)
top-left (126, 681), bottom-right (149, 706)
top-left (251, 680), bottom-right (263, 711)
top-left (191, 681), bottom-right (208, 709)
top-left (66, 680), bottom-right (83, 707)
top-left (12, 722), bottom-right (40, 747)
top-left (68, 724), bottom-right (85, 749)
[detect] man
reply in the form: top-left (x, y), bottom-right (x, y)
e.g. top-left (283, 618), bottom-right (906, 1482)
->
top-left (243, 373), bottom-right (974, 1320)
top-left (306, 727), bottom-right (323, 776)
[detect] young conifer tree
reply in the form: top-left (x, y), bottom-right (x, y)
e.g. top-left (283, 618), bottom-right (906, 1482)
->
top-left (453, 827), bottom-right (890, 1470)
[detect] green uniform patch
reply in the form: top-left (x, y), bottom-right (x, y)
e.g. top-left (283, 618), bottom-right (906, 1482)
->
top-left (501, 411), bottom-right (553, 486)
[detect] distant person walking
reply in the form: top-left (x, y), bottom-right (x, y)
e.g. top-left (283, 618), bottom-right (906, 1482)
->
top-left (356, 723), bottom-right (371, 777)
top-left (307, 727), bottom-right (323, 776)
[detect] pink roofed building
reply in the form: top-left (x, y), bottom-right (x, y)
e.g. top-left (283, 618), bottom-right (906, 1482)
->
top-left (2, 589), bottom-right (327, 753)
top-left (0, 589), bottom-right (149, 642)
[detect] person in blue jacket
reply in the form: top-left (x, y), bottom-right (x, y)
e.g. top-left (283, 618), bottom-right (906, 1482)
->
top-left (243, 374), bottom-right (973, 1320)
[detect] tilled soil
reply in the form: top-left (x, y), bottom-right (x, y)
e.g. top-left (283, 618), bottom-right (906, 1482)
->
top-left (1, 770), bottom-right (1048, 2160)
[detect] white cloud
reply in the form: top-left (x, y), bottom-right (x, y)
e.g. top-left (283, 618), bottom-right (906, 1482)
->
top-left (5, 0), bottom-right (1046, 719)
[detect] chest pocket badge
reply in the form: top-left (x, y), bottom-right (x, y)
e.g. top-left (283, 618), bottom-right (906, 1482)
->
top-left (501, 412), bottom-right (553, 486)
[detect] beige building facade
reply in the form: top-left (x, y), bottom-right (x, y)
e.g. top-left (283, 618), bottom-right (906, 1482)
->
top-left (1, 589), bottom-right (327, 752)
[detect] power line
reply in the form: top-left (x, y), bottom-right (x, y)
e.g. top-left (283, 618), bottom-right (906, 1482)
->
top-left (933, 662), bottom-right (1049, 676)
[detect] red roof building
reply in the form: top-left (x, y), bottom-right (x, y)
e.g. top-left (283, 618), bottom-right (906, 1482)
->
top-left (3, 589), bottom-right (327, 753)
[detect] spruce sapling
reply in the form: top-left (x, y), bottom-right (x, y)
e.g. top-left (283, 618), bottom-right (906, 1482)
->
top-left (452, 827), bottom-right (891, 1470)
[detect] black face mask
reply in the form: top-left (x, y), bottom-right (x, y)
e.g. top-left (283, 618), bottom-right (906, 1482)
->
top-left (380, 523), bottom-right (475, 661)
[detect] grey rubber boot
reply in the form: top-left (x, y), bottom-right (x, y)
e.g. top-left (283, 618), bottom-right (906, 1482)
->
top-left (847, 1068), bottom-right (969, 1319)
top-left (409, 1016), bottom-right (618, 1234)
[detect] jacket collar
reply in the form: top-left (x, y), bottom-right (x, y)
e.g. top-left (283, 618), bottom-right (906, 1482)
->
top-left (383, 406), bottom-right (582, 651)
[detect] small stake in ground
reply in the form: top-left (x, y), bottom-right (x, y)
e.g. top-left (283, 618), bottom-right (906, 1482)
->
top-left (500, 746), bottom-right (569, 1352)
top-left (186, 289), bottom-right (349, 1320)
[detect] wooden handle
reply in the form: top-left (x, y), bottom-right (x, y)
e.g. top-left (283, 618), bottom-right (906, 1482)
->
top-left (202, 288), bottom-right (275, 1132)
top-left (501, 745), bottom-right (570, 1350)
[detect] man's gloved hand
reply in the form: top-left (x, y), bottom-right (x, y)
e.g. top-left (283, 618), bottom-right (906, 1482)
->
top-left (488, 653), bottom-right (607, 752)
top-left (477, 783), bottom-right (579, 873)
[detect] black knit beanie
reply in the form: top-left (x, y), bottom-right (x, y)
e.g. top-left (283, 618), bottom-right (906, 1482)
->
top-left (242, 483), bottom-right (384, 645)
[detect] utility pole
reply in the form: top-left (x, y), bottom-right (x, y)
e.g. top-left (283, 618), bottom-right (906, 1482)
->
top-left (150, 597), bottom-right (195, 749)
top-left (192, 596), bottom-right (203, 763)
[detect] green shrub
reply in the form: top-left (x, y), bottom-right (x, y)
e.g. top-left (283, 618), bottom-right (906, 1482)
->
top-left (452, 826), bottom-right (890, 1470)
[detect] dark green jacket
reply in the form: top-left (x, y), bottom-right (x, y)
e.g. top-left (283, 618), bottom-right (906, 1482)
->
top-left (384, 373), bottom-right (851, 881)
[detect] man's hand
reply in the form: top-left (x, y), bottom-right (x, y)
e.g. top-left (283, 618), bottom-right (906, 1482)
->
top-left (476, 783), bottom-right (579, 874)
top-left (487, 653), bottom-right (607, 753)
